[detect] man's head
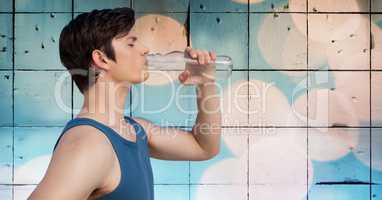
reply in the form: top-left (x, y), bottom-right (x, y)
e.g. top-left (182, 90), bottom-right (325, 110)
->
top-left (59, 7), bottom-right (150, 94)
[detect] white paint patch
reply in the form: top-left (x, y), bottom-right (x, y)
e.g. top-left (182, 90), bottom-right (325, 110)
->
top-left (291, 13), bottom-right (365, 52)
top-left (257, 13), bottom-right (307, 75)
top-left (308, 39), bottom-right (329, 69)
top-left (248, 134), bottom-right (313, 199)
top-left (309, 14), bottom-right (364, 44)
top-left (14, 185), bottom-right (37, 200)
top-left (291, 13), bottom-right (370, 71)
top-left (0, 165), bottom-right (11, 184)
top-left (333, 72), bottom-right (370, 123)
top-left (309, 128), bottom-right (360, 161)
top-left (308, 0), bottom-right (364, 12)
top-left (198, 157), bottom-right (247, 184)
top-left (293, 88), bottom-right (359, 127)
top-left (250, 184), bottom-right (310, 200)
top-left (221, 79), bottom-right (249, 126)
top-left (14, 154), bottom-right (51, 184)
top-left (372, 72), bottom-right (382, 125)
top-left (327, 15), bottom-right (370, 70)
top-left (248, 80), bottom-right (302, 127)
top-left (194, 185), bottom-right (247, 200)
top-left (372, 18), bottom-right (382, 70)
top-left (293, 89), bottom-right (361, 161)
top-left (221, 129), bottom-right (248, 157)
top-left (289, 0), bottom-right (308, 12)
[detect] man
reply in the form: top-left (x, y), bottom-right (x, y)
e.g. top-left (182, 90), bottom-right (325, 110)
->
top-left (29, 7), bottom-right (221, 200)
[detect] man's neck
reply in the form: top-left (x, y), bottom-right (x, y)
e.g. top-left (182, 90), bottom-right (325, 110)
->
top-left (76, 78), bottom-right (131, 128)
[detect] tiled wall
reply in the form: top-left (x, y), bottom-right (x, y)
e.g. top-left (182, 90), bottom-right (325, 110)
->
top-left (0, 0), bottom-right (382, 199)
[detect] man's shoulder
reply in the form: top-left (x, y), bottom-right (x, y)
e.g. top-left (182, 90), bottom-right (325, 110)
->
top-left (130, 117), bottom-right (156, 133)
top-left (31, 125), bottom-right (114, 199)
top-left (55, 124), bottom-right (114, 158)
top-left (131, 117), bottom-right (157, 129)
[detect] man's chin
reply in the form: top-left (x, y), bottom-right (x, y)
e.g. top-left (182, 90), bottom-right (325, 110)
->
top-left (142, 71), bottom-right (150, 82)
top-left (143, 71), bottom-right (150, 81)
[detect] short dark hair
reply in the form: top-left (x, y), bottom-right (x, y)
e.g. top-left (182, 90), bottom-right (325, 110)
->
top-left (59, 7), bottom-right (135, 94)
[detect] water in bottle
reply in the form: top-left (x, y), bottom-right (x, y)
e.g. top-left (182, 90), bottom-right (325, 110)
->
top-left (146, 50), bottom-right (233, 82)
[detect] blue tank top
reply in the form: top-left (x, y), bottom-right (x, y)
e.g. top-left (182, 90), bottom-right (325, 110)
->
top-left (52, 116), bottom-right (154, 200)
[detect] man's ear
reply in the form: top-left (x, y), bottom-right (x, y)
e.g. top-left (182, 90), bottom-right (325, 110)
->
top-left (91, 49), bottom-right (111, 71)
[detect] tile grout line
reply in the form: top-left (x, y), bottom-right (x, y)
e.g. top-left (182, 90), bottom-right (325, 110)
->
top-left (11, 0), bottom-right (15, 198)
top-left (369, 1), bottom-right (372, 199)
top-left (4, 182), bottom-right (381, 186)
top-left (4, 125), bottom-right (382, 128)
top-left (3, 68), bottom-right (382, 72)
top-left (306, 0), bottom-right (310, 199)
top-left (247, 1), bottom-right (250, 199)
top-left (2, 11), bottom-right (382, 14)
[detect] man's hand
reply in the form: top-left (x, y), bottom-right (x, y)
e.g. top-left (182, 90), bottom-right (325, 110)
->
top-left (178, 47), bottom-right (217, 85)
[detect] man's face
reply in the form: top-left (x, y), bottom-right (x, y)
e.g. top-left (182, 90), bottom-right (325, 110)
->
top-left (107, 29), bottom-right (150, 84)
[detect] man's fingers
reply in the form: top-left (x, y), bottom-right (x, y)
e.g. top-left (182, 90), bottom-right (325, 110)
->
top-left (198, 52), bottom-right (205, 65)
top-left (178, 70), bottom-right (190, 82)
top-left (209, 51), bottom-right (216, 61)
top-left (191, 51), bottom-right (197, 58)
top-left (186, 47), bottom-right (216, 65)
top-left (186, 47), bottom-right (197, 58)
top-left (199, 51), bottom-right (210, 65)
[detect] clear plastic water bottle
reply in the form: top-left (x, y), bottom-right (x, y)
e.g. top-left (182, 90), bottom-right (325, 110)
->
top-left (146, 50), bottom-right (233, 81)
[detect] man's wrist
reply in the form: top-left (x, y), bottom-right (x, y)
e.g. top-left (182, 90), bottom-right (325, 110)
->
top-left (196, 80), bottom-right (216, 88)
top-left (195, 81), bottom-right (217, 98)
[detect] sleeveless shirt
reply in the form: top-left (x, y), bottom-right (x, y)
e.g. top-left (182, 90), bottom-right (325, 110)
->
top-left (52, 116), bottom-right (154, 200)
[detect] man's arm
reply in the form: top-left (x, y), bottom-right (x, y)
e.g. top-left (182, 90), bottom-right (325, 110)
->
top-left (134, 48), bottom-right (221, 161)
top-left (28, 127), bottom-right (114, 200)
top-left (191, 82), bottom-right (222, 157)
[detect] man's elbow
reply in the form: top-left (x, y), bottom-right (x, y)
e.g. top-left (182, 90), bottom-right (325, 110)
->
top-left (210, 149), bottom-right (220, 158)
top-left (206, 133), bottom-right (221, 159)
top-left (203, 148), bottom-right (220, 160)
